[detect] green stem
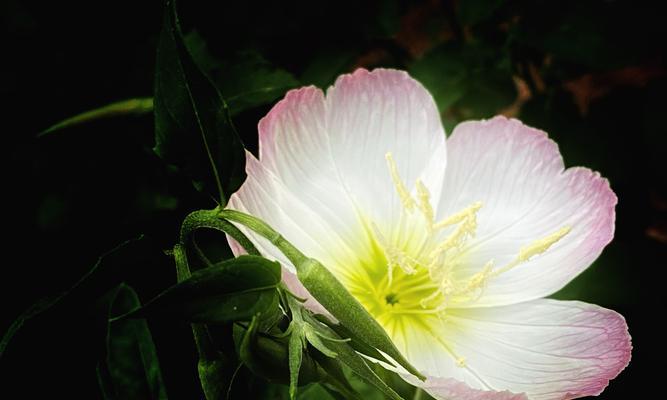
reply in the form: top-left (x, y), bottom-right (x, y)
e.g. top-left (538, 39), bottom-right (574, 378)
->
top-left (181, 209), bottom-right (260, 257)
top-left (217, 209), bottom-right (305, 264)
top-left (413, 388), bottom-right (424, 400)
top-left (173, 244), bottom-right (217, 361)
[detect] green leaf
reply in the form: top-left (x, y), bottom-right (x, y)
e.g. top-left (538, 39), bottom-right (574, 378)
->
top-left (300, 48), bottom-right (357, 89)
top-left (307, 318), bottom-right (404, 400)
top-left (127, 255), bottom-right (280, 323)
top-left (184, 33), bottom-right (299, 116)
top-left (409, 44), bottom-right (468, 112)
top-left (0, 236), bottom-right (148, 360)
top-left (38, 98), bottom-right (153, 137)
top-left (215, 51), bottom-right (300, 115)
top-left (98, 283), bottom-right (167, 399)
top-left (456, 0), bottom-right (504, 26)
top-left (313, 315), bottom-right (390, 365)
top-left (309, 349), bottom-right (362, 400)
top-left (197, 351), bottom-right (236, 400)
top-left (153, 0), bottom-right (245, 205)
top-left (289, 325), bottom-right (305, 399)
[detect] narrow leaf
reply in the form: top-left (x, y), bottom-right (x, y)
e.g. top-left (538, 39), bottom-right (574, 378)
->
top-left (289, 326), bottom-right (304, 399)
top-left (184, 32), bottom-right (299, 115)
top-left (310, 321), bottom-right (404, 400)
top-left (127, 255), bottom-right (280, 323)
top-left (314, 315), bottom-right (390, 365)
top-left (0, 236), bottom-right (147, 359)
top-left (153, 0), bottom-right (245, 205)
top-left (39, 98), bottom-right (153, 137)
top-left (101, 283), bottom-right (167, 399)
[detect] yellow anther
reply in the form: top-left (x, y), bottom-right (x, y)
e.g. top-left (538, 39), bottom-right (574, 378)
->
top-left (432, 202), bottom-right (483, 231)
top-left (493, 226), bottom-right (572, 276)
top-left (428, 214), bottom-right (478, 260)
top-left (456, 357), bottom-right (467, 367)
top-left (463, 260), bottom-right (494, 293)
top-left (385, 152), bottom-right (415, 211)
top-left (518, 226), bottom-right (571, 262)
top-left (415, 180), bottom-right (434, 226)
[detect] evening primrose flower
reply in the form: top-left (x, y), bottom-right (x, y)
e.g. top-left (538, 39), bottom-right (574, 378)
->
top-left (227, 69), bottom-right (631, 399)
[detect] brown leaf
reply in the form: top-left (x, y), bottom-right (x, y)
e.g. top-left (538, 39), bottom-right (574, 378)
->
top-left (564, 66), bottom-right (666, 115)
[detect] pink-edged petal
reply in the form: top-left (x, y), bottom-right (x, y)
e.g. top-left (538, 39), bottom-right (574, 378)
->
top-left (422, 299), bottom-right (631, 400)
top-left (228, 151), bottom-right (359, 275)
top-left (401, 374), bottom-right (527, 400)
top-left (438, 116), bottom-right (616, 306)
top-left (228, 68), bottom-right (446, 272)
top-left (325, 68), bottom-right (446, 232)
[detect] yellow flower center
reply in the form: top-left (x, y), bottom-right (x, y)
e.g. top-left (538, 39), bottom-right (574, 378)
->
top-left (336, 152), bottom-right (571, 365)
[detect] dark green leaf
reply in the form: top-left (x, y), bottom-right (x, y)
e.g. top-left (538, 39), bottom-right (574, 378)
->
top-left (129, 255), bottom-right (280, 323)
top-left (184, 31), bottom-right (222, 74)
top-left (310, 350), bottom-right (362, 400)
top-left (300, 48), bottom-right (357, 89)
top-left (197, 352), bottom-right (236, 400)
top-left (153, 0), bottom-right (245, 205)
top-left (184, 31), bottom-right (299, 115)
top-left (409, 45), bottom-right (468, 112)
top-left (99, 283), bottom-right (167, 399)
top-left (456, 0), bottom-right (504, 26)
top-left (0, 236), bottom-right (148, 359)
top-left (214, 51), bottom-right (299, 115)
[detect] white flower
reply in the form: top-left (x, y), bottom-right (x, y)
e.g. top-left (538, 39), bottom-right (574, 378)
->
top-left (227, 68), bottom-right (631, 400)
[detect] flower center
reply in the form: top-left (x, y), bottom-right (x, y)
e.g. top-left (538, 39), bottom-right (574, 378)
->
top-left (339, 152), bottom-right (571, 360)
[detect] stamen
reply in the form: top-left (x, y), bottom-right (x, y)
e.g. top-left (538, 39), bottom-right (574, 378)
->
top-left (462, 260), bottom-right (494, 294)
top-left (432, 202), bottom-right (483, 231)
top-left (518, 226), bottom-right (572, 262)
top-left (385, 152), bottom-right (415, 211)
top-left (415, 180), bottom-right (434, 226)
top-left (493, 226), bottom-right (572, 276)
top-left (428, 207), bottom-right (481, 261)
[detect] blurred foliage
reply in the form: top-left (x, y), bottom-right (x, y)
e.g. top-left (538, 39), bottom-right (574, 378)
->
top-left (2, 0), bottom-right (666, 399)
top-left (98, 283), bottom-right (168, 399)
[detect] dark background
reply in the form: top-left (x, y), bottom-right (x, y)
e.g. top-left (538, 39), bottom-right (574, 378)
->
top-left (1, 0), bottom-right (665, 398)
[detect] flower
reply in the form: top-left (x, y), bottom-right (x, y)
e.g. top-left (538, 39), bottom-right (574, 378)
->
top-left (227, 68), bottom-right (631, 399)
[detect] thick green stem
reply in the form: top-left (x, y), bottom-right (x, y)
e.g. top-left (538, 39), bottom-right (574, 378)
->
top-left (180, 209), bottom-right (260, 256)
top-left (173, 244), bottom-right (217, 361)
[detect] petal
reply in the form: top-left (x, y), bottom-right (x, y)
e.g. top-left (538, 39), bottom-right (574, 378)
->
top-left (418, 299), bottom-right (630, 400)
top-left (228, 150), bottom-right (358, 274)
top-left (228, 69), bottom-right (446, 273)
top-left (324, 68), bottom-right (447, 232)
top-left (437, 116), bottom-right (616, 306)
top-left (401, 374), bottom-right (527, 400)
